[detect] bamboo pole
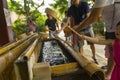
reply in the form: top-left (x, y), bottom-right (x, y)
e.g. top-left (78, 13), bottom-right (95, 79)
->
top-left (14, 38), bottom-right (42, 80)
top-left (55, 37), bottom-right (104, 80)
top-left (24, 38), bottom-right (39, 60)
top-left (57, 26), bottom-right (105, 79)
top-left (14, 59), bottom-right (29, 80)
top-left (0, 34), bottom-right (37, 74)
top-left (0, 34), bottom-right (35, 56)
top-left (66, 26), bottom-right (82, 38)
top-left (34, 39), bottom-right (42, 63)
top-left (51, 62), bottom-right (79, 76)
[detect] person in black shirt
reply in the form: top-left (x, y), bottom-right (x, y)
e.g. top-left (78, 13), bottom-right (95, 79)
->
top-left (45, 13), bottom-right (59, 38)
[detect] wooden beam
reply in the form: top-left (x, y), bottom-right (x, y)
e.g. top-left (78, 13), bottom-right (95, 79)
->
top-left (51, 62), bottom-right (79, 76)
top-left (0, 34), bottom-right (35, 56)
top-left (0, 0), bottom-right (13, 46)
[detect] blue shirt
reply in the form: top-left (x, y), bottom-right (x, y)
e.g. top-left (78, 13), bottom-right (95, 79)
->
top-left (67, 1), bottom-right (91, 30)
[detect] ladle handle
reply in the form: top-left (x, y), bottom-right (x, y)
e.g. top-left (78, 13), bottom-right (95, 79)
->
top-left (66, 26), bottom-right (82, 38)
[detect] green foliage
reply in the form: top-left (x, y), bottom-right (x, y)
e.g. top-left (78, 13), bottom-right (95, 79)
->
top-left (8, 0), bottom-right (25, 14)
top-left (8, 0), bottom-right (46, 35)
top-left (92, 18), bottom-right (105, 36)
top-left (12, 19), bottom-right (28, 35)
top-left (50, 0), bottom-right (68, 18)
top-left (35, 14), bottom-right (47, 32)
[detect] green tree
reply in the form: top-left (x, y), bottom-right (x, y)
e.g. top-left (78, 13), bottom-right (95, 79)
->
top-left (8, 0), bottom-right (46, 35)
top-left (50, 0), bottom-right (68, 19)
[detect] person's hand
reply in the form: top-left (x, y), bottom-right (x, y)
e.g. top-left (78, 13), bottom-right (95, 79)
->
top-left (72, 25), bottom-right (79, 31)
top-left (79, 35), bottom-right (86, 40)
top-left (63, 26), bottom-right (72, 37)
top-left (55, 30), bottom-right (61, 34)
top-left (64, 31), bottom-right (73, 37)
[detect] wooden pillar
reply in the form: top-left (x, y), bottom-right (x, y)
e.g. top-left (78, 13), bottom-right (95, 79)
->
top-left (0, 0), bottom-right (13, 46)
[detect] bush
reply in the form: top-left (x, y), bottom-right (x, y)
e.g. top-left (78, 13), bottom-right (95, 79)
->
top-left (12, 19), bottom-right (28, 36)
top-left (92, 18), bottom-right (105, 36)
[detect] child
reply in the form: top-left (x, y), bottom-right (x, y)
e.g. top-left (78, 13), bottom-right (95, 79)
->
top-left (28, 19), bottom-right (36, 33)
top-left (45, 8), bottom-right (59, 38)
top-left (81, 21), bottom-right (120, 80)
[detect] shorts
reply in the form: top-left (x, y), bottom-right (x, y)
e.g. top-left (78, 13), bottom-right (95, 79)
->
top-left (78, 27), bottom-right (94, 47)
top-left (105, 32), bottom-right (116, 39)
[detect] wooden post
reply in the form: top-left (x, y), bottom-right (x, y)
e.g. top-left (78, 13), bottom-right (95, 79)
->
top-left (0, 0), bottom-right (14, 46)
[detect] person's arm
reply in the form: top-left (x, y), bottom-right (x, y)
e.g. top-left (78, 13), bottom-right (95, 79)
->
top-left (82, 35), bottom-right (114, 45)
top-left (55, 21), bottom-right (60, 30)
top-left (75, 7), bottom-right (104, 31)
top-left (61, 17), bottom-right (71, 30)
top-left (56, 17), bottom-right (71, 34)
